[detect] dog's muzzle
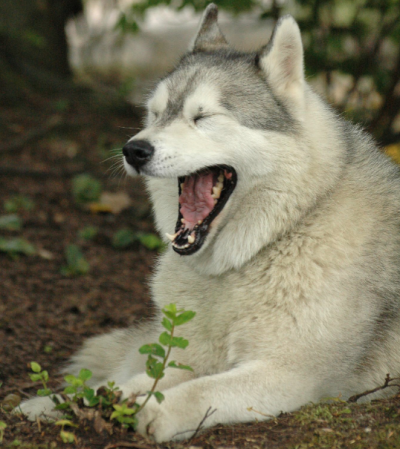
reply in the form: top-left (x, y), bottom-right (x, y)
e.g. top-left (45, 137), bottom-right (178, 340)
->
top-left (123, 139), bottom-right (154, 173)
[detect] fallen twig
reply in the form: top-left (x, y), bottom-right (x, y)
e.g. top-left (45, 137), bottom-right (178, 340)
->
top-left (185, 406), bottom-right (217, 442)
top-left (348, 374), bottom-right (400, 403)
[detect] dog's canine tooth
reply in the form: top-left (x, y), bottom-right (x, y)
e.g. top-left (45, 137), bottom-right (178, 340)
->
top-left (188, 233), bottom-right (196, 244)
top-left (166, 232), bottom-right (177, 241)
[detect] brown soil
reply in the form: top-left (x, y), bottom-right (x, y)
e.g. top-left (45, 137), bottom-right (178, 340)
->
top-left (1, 88), bottom-right (400, 449)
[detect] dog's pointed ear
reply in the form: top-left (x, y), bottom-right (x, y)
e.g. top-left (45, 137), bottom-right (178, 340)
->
top-left (258, 15), bottom-right (305, 113)
top-left (190, 3), bottom-right (228, 52)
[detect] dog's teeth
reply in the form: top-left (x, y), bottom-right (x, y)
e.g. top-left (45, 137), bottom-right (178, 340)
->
top-left (188, 233), bottom-right (195, 244)
top-left (180, 183), bottom-right (184, 190)
top-left (218, 173), bottom-right (224, 182)
top-left (181, 218), bottom-right (186, 223)
top-left (214, 199), bottom-right (218, 205)
top-left (212, 186), bottom-right (222, 199)
top-left (198, 220), bottom-right (203, 225)
top-left (166, 232), bottom-right (177, 241)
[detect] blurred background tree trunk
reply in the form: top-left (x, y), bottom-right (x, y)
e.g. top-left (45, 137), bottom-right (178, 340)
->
top-left (0, 0), bottom-right (82, 93)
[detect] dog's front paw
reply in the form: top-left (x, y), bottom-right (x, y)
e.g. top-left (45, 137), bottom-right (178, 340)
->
top-left (14, 396), bottom-right (62, 421)
top-left (135, 394), bottom-right (194, 442)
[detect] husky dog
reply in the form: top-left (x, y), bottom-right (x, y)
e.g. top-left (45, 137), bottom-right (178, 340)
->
top-left (18, 3), bottom-right (400, 443)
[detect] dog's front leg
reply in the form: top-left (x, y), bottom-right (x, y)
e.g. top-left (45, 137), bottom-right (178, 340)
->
top-left (135, 360), bottom-right (319, 442)
top-left (118, 367), bottom-right (195, 400)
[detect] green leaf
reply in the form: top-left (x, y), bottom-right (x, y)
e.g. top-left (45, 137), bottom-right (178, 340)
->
top-left (168, 361), bottom-right (193, 371)
top-left (55, 402), bottom-right (70, 410)
top-left (163, 303), bottom-right (177, 314)
top-left (55, 419), bottom-right (77, 427)
top-left (79, 368), bottom-right (92, 381)
top-left (72, 174), bottom-right (102, 204)
top-left (30, 362), bottom-right (41, 373)
top-left (41, 370), bottom-right (49, 382)
top-left (62, 245), bottom-right (90, 276)
top-left (60, 430), bottom-right (75, 443)
top-left (170, 336), bottom-right (189, 349)
top-left (64, 374), bottom-right (76, 384)
top-left (153, 391), bottom-right (165, 404)
top-left (78, 226), bottom-right (98, 241)
top-left (161, 317), bottom-right (173, 331)
top-left (139, 343), bottom-right (165, 358)
top-left (136, 232), bottom-right (165, 250)
top-left (173, 311), bottom-right (196, 326)
top-left (29, 373), bottom-right (42, 382)
top-left (37, 388), bottom-right (52, 396)
top-left (0, 237), bottom-right (36, 256)
top-left (146, 356), bottom-right (164, 379)
top-left (158, 331), bottom-right (172, 346)
top-left (112, 228), bottom-right (136, 249)
top-left (63, 386), bottom-right (76, 395)
top-left (0, 214), bottom-right (22, 231)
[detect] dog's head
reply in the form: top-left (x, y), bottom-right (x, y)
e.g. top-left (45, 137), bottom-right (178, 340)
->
top-left (123, 4), bottom-right (345, 275)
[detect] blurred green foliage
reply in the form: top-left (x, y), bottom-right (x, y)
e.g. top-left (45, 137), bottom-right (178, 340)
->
top-left (116, 0), bottom-right (400, 143)
top-left (72, 174), bottom-right (102, 204)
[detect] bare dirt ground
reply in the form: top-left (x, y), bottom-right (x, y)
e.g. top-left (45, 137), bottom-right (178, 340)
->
top-left (1, 88), bottom-right (400, 449)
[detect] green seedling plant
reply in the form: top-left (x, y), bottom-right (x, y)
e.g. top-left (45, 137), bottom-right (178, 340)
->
top-left (112, 228), bottom-right (165, 251)
top-left (136, 303), bottom-right (195, 411)
top-left (72, 174), bottom-right (102, 204)
top-left (0, 421), bottom-right (6, 443)
top-left (25, 304), bottom-right (195, 437)
top-left (29, 362), bottom-right (52, 397)
top-left (78, 226), bottom-right (98, 241)
top-left (0, 237), bottom-right (35, 258)
top-left (55, 420), bottom-right (77, 444)
top-left (61, 244), bottom-right (90, 276)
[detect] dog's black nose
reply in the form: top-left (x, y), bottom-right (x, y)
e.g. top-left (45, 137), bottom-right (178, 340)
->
top-left (122, 140), bottom-right (154, 172)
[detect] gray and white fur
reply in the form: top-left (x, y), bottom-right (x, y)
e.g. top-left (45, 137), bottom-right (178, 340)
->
top-left (17, 4), bottom-right (400, 442)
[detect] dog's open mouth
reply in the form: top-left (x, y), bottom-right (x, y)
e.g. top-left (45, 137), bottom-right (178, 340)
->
top-left (166, 165), bottom-right (237, 255)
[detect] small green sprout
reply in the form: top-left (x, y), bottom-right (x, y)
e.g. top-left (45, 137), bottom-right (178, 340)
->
top-left (112, 229), bottom-right (165, 251)
top-left (29, 362), bottom-right (52, 397)
top-left (55, 419), bottom-right (77, 443)
top-left (0, 237), bottom-right (36, 258)
top-left (110, 402), bottom-right (137, 429)
top-left (112, 228), bottom-right (136, 249)
top-left (61, 244), bottom-right (90, 276)
top-left (0, 421), bottom-right (6, 443)
top-left (72, 174), bottom-right (102, 204)
top-left (78, 226), bottom-right (98, 241)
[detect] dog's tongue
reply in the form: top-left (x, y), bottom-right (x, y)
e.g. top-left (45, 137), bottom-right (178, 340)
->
top-left (179, 173), bottom-right (214, 228)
